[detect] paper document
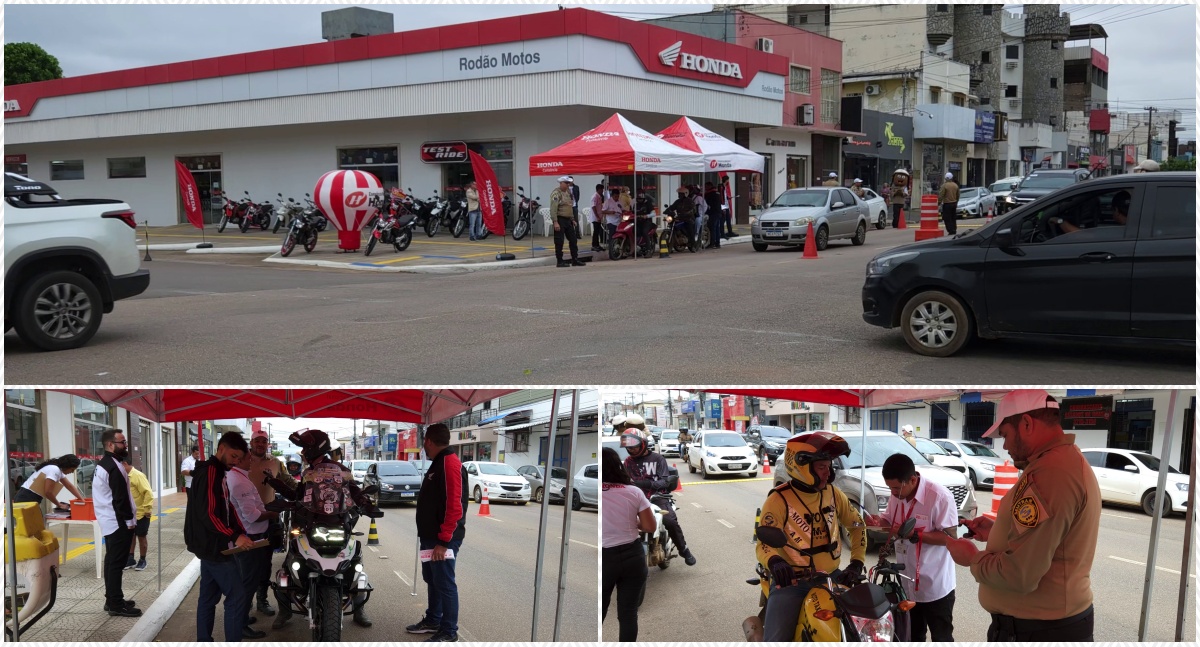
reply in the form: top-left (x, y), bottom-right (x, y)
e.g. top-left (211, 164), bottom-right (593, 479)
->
top-left (419, 548), bottom-right (456, 562)
top-left (221, 538), bottom-right (270, 555)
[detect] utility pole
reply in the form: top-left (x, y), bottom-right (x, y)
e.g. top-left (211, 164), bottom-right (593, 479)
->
top-left (1145, 106), bottom-right (1157, 162)
top-left (1168, 119), bottom-right (1179, 160)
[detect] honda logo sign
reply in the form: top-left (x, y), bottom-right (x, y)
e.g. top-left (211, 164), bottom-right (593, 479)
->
top-left (421, 141), bottom-right (469, 164)
top-left (657, 41), bottom-right (743, 79)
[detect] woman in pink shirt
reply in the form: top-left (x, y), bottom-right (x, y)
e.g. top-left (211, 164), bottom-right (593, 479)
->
top-left (601, 447), bottom-right (655, 642)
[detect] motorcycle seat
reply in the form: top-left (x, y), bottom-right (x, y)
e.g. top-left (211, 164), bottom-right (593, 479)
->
top-left (838, 581), bottom-right (891, 620)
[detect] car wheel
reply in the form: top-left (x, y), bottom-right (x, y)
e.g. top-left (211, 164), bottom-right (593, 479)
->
top-left (900, 290), bottom-right (973, 357)
top-left (533, 487), bottom-right (543, 503)
top-left (748, 472), bottom-right (757, 479)
top-left (876, 211), bottom-right (886, 230)
top-left (851, 222), bottom-right (866, 246)
top-left (701, 462), bottom-right (711, 480)
top-left (517, 501), bottom-right (528, 506)
top-left (1142, 489), bottom-right (1171, 517)
top-left (572, 490), bottom-right (583, 511)
top-left (14, 271), bottom-right (104, 352)
top-left (969, 468), bottom-right (979, 488)
top-left (473, 486), bottom-right (483, 504)
top-left (752, 241), bottom-right (768, 252)
top-left (688, 461), bottom-right (696, 474)
top-left (815, 225), bottom-right (829, 251)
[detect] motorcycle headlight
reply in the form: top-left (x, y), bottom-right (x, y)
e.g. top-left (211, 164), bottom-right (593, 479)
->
top-left (866, 251), bottom-right (920, 277)
top-left (665, 216), bottom-right (674, 223)
top-left (794, 216), bottom-right (813, 226)
top-left (850, 611), bottom-right (894, 642)
top-left (309, 526), bottom-right (346, 547)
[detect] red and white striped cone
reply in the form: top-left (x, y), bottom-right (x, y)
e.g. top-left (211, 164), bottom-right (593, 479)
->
top-left (988, 461), bottom-right (1020, 520)
top-left (477, 485), bottom-right (492, 517)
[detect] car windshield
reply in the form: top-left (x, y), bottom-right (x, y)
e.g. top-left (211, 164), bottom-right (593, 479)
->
top-left (959, 188), bottom-right (979, 200)
top-left (843, 434), bottom-right (930, 469)
top-left (410, 460), bottom-right (431, 471)
top-left (378, 462), bottom-right (418, 477)
top-left (1131, 452), bottom-right (1182, 474)
top-left (915, 439), bottom-right (948, 455)
top-left (758, 426), bottom-right (793, 440)
top-left (662, 431), bottom-right (680, 440)
top-left (990, 181), bottom-right (1015, 192)
top-left (705, 432), bottom-right (748, 447)
top-left (478, 463), bottom-right (520, 476)
top-left (961, 443), bottom-right (999, 458)
top-left (772, 190), bottom-right (828, 208)
top-left (351, 461), bottom-right (373, 471)
top-left (1020, 174), bottom-right (1077, 189)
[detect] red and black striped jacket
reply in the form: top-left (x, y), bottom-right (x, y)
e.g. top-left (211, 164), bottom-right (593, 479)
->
top-left (183, 456), bottom-right (247, 561)
top-left (416, 448), bottom-right (468, 546)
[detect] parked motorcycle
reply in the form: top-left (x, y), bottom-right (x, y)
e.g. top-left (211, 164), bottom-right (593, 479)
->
top-left (871, 519), bottom-right (919, 643)
top-left (266, 466), bottom-right (381, 642)
top-left (512, 187), bottom-right (540, 241)
top-left (280, 202), bottom-right (323, 257)
top-left (239, 191), bottom-right (273, 233)
top-left (741, 524), bottom-right (898, 642)
top-left (364, 204), bottom-right (414, 256)
top-left (302, 193), bottom-right (330, 232)
top-left (217, 191), bottom-right (252, 233)
top-left (444, 191), bottom-right (469, 239)
top-left (608, 211), bottom-right (658, 260)
top-left (273, 194), bottom-right (305, 234)
top-left (405, 189), bottom-right (443, 237)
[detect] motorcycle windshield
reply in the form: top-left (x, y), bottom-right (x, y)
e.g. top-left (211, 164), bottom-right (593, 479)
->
top-left (302, 463), bottom-right (351, 517)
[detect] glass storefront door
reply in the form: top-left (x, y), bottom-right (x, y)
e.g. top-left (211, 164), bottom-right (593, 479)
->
top-left (176, 155), bottom-right (224, 224)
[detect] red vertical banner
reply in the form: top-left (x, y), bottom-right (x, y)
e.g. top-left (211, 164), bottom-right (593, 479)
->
top-left (174, 161), bottom-right (205, 230)
top-left (469, 150), bottom-right (506, 236)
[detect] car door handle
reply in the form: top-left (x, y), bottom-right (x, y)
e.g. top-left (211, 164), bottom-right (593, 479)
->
top-left (1079, 252), bottom-right (1116, 262)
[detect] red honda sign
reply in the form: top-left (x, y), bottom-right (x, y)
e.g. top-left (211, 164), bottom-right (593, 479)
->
top-left (421, 141), bottom-right (469, 164)
top-left (5, 154), bottom-right (27, 164)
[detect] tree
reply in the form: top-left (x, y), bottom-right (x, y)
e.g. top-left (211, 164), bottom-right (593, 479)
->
top-left (5, 42), bottom-right (63, 86)
top-left (1163, 157), bottom-right (1196, 172)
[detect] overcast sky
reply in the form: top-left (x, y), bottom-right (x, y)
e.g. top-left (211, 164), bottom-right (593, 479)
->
top-left (5, 2), bottom-right (1194, 133)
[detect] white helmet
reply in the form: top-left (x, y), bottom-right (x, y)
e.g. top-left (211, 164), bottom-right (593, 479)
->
top-left (624, 413), bottom-right (646, 429)
top-left (328, 439), bottom-right (342, 456)
top-left (1134, 159), bottom-right (1160, 173)
top-left (611, 414), bottom-right (627, 428)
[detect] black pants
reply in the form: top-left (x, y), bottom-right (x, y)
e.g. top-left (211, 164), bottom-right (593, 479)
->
top-left (987, 605), bottom-right (1094, 642)
top-left (723, 207), bottom-right (734, 236)
top-left (554, 216), bottom-right (579, 261)
top-left (651, 497), bottom-right (688, 553)
top-left (911, 589), bottom-right (955, 642)
top-left (891, 203), bottom-right (905, 228)
top-left (941, 202), bottom-right (958, 235)
top-left (591, 221), bottom-right (604, 249)
top-left (763, 582), bottom-right (815, 641)
top-left (708, 210), bottom-right (722, 247)
top-left (602, 540), bottom-right (648, 642)
top-left (104, 525), bottom-right (134, 608)
top-left (14, 488), bottom-right (42, 504)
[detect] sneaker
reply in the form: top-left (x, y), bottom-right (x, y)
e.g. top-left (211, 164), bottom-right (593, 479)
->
top-left (124, 555), bottom-right (136, 570)
top-left (406, 618), bottom-right (441, 634)
top-left (570, 260), bottom-right (586, 267)
top-left (556, 261), bottom-right (571, 268)
top-left (683, 549), bottom-right (697, 566)
top-left (134, 558), bottom-right (147, 571)
top-left (425, 631), bottom-right (459, 642)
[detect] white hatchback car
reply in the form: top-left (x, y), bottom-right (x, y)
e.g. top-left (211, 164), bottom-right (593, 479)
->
top-left (913, 437), bottom-right (969, 476)
top-left (1080, 448), bottom-right (1190, 517)
top-left (687, 430), bottom-right (760, 479)
top-left (659, 430), bottom-right (681, 457)
top-left (572, 464), bottom-right (599, 511)
top-left (933, 439), bottom-right (1008, 488)
top-left (462, 461), bottom-right (531, 505)
top-left (860, 188), bottom-right (889, 230)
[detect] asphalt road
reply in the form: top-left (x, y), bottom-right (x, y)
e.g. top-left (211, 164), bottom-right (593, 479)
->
top-left (6, 228), bottom-right (1192, 384)
top-left (602, 467), bottom-right (1197, 642)
top-left (157, 499), bottom-right (598, 642)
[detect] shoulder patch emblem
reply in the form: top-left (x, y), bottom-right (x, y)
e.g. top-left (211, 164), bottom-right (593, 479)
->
top-left (761, 512), bottom-right (777, 528)
top-left (1013, 495), bottom-right (1040, 528)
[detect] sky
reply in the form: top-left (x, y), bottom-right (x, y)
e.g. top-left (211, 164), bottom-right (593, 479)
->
top-left (4, 2), bottom-right (1194, 133)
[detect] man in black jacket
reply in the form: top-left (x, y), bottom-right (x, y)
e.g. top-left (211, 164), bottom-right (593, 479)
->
top-left (184, 432), bottom-right (255, 642)
top-left (406, 423), bottom-right (468, 643)
top-left (92, 430), bottom-right (141, 617)
top-left (621, 419), bottom-right (697, 566)
top-left (704, 182), bottom-right (724, 249)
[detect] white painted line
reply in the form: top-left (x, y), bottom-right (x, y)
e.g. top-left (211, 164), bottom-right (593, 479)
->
top-left (717, 519), bottom-right (735, 529)
top-left (482, 515), bottom-right (504, 522)
top-left (719, 325), bottom-right (853, 344)
top-left (691, 502), bottom-right (703, 509)
top-left (96, 371), bottom-right (111, 376)
top-left (560, 537), bottom-right (599, 549)
top-left (1108, 555), bottom-right (1196, 577)
top-left (571, 354), bottom-right (599, 359)
top-left (369, 545), bottom-right (378, 553)
top-left (1102, 512), bottom-right (1138, 520)
top-left (394, 569), bottom-right (411, 586)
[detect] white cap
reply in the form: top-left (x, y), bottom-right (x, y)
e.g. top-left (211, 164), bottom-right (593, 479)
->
top-left (828, 172), bottom-right (838, 178)
top-left (557, 176), bottom-right (571, 183)
top-left (853, 178), bottom-right (863, 184)
top-left (251, 428), bottom-right (269, 442)
top-left (901, 424), bottom-right (914, 435)
top-left (893, 168), bottom-right (909, 176)
top-left (945, 172), bottom-right (954, 180)
top-left (983, 390), bottom-right (1060, 438)
top-left (567, 176), bottom-right (575, 182)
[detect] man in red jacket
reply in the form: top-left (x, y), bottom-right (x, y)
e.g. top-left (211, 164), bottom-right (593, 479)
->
top-left (406, 423), bottom-right (468, 643)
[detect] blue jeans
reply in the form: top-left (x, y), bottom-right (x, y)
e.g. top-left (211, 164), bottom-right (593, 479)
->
top-left (468, 210), bottom-right (482, 239)
top-left (197, 558), bottom-right (246, 642)
top-left (420, 537), bottom-right (463, 634)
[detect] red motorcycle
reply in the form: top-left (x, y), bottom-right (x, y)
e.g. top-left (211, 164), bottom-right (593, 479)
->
top-left (607, 210), bottom-right (658, 260)
top-left (216, 190), bottom-right (252, 233)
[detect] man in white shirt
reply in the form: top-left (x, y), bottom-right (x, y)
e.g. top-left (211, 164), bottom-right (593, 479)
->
top-left (590, 183), bottom-right (606, 252)
top-left (866, 453), bottom-right (958, 641)
top-left (227, 450), bottom-right (275, 638)
top-left (92, 430), bottom-right (141, 617)
top-left (181, 446), bottom-right (200, 492)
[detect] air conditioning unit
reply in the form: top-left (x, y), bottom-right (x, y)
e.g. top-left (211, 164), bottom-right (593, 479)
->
top-left (1008, 98), bottom-right (1021, 108)
top-left (1005, 60), bottom-right (1018, 70)
top-left (864, 84), bottom-right (882, 96)
top-left (756, 38), bottom-right (774, 53)
top-left (797, 103), bottom-right (815, 126)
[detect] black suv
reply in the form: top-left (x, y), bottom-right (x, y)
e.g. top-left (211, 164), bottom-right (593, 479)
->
top-left (1004, 168), bottom-right (1091, 211)
top-left (862, 172), bottom-right (1195, 356)
top-left (744, 425), bottom-right (794, 463)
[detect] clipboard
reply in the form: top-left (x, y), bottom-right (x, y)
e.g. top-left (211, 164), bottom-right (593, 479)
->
top-left (28, 472), bottom-right (64, 500)
top-left (221, 538), bottom-right (270, 555)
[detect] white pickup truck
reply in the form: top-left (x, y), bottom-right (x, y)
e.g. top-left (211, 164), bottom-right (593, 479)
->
top-left (4, 172), bottom-right (150, 351)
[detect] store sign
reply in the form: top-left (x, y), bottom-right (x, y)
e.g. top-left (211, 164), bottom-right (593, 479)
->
top-left (1060, 396), bottom-right (1113, 430)
top-left (421, 141), bottom-right (468, 164)
top-left (5, 154), bottom-right (27, 164)
top-left (765, 138), bottom-right (797, 148)
top-left (3, 100), bottom-right (20, 112)
top-left (658, 41), bottom-right (743, 79)
top-left (973, 111), bottom-right (996, 144)
top-left (708, 400), bottom-right (722, 419)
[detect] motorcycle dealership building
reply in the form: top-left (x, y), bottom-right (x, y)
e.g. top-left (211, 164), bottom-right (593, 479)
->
top-left (4, 7), bottom-right (806, 227)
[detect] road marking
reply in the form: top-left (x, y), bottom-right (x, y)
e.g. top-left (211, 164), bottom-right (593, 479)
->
top-left (362, 256), bottom-right (421, 265)
top-left (368, 546), bottom-right (379, 553)
top-left (690, 502), bottom-right (703, 509)
top-left (1108, 555), bottom-right (1196, 577)
top-left (1102, 512), bottom-right (1138, 520)
top-left (652, 273), bottom-right (706, 282)
top-left (717, 519), bottom-right (735, 529)
top-left (683, 477), bottom-right (775, 486)
top-left (96, 371), bottom-right (111, 376)
top-left (562, 537), bottom-right (599, 549)
top-left (719, 325), bottom-right (852, 344)
top-left (394, 569), bottom-right (411, 586)
top-left (571, 354), bottom-right (599, 359)
top-left (481, 516), bottom-right (504, 522)
top-left (501, 306), bottom-right (592, 317)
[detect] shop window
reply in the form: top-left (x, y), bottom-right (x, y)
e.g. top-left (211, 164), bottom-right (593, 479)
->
top-left (869, 410), bottom-right (898, 433)
top-left (107, 156), bottom-right (147, 179)
top-left (843, 406), bottom-right (861, 425)
top-left (512, 432), bottom-right (530, 453)
top-left (72, 396), bottom-right (114, 497)
top-left (820, 69), bottom-right (841, 124)
top-left (789, 66), bottom-right (811, 94)
top-left (809, 413), bottom-right (825, 430)
top-left (931, 402), bottom-right (950, 439)
top-left (6, 390), bottom-right (44, 493)
top-left (1005, 85), bottom-right (1018, 98)
top-left (50, 159), bottom-right (84, 181)
top-left (962, 402), bottom-right (996, 445)
top-left (1006, 45), bottom-right (1020, 60)
top-left (337, 146), bottom-right (400, 193)
top-left (442, 141), bottom-right (514, 201)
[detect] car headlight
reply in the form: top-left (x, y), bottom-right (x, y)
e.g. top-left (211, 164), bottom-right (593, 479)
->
top-left (381, 483), bottom-right (394, 491)
top-left (1176, 483), bottom-right (1189, 491)
top-left (866, 251), bottom-right (920, 277)
top-left (482, 480), bottom-right (498, 489)
top-left (794, 216), bottom-right (813, 226)
top-left (981, 463), bottom-right (995, 472)
top-left (521, 483), bottom-right (530, 489)
top-left (706, 450), bottom-right (717, 458)
top-left (1005, 195), bottom-right (1017, 204)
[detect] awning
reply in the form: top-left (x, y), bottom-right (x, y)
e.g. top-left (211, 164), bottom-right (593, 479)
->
top-left (478, 407), bottom-right (532, 425)
top-left (496, 421), bottom-right (540, 432)
top-left (774, 124), bottom-right (867, 138)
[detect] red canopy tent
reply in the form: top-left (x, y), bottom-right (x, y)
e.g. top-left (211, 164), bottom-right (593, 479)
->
top-left (528, 113), bottom-right (704, 176)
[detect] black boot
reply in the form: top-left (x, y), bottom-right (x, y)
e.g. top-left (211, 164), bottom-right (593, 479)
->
top-left (257, 591), bottom-right (276, 617)
top-left (682, 548), bottom-right (697, 566)
top-left (354, 606), bottom-right (373, 628)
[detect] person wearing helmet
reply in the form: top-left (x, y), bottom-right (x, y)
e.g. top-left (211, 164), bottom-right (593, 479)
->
top-left (901, 424), bottom-right (919, 449)
top-left (889, 169), bottom-right (911, 228)
top-left (665, 186), bottom-right (698, 251)
top-left (284, 455), bottom-right (302, 479)
top-left (756, 431), bottom-right (867, 641)
top-left (1133, 159), bottom-right (1160, 173)
top-left (676, 427), bottom-right (693, 462)
top-left (620, 416), bottom-right (697, 566)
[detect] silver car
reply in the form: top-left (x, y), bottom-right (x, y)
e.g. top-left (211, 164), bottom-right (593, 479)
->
top-left (573, 464), bottom-right (599, 511)
top-left (933, 439), bottom-right (1008, 489)
top-left (752, 187), bottom-right (871, 252)
top-left (989, 176), bottom-right (1023, 214)
top-left (955, 187), bottom-right (997, 219)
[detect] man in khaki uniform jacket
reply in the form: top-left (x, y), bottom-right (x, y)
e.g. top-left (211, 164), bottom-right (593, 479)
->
top-left (550, 176), bottom-right (584, 268)
top-left (946, 390), bottom-right (1101, 642)
top-left (937, 172), bottom-right (960, 236)
top-left (822, 172), bottom-right (840, 187)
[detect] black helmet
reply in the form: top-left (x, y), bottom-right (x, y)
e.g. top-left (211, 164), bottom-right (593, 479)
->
top-left (290, 429), bottom-right (331, 463)
top-left (783, 431), bottom-right (851, 493)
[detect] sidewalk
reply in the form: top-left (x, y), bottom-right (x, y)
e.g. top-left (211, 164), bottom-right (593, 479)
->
top-left (12, 492), bottom-right (195, 642)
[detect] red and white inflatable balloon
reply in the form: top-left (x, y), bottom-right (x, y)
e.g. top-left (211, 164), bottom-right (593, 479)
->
top-left (313, 170), bottom-right (383, 251)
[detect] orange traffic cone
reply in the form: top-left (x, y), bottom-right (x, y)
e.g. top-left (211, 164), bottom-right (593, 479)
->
top-left (762, 456), bottom-right (771, 475)
top-left (673, 464), bottom-right (684, 491)
top-left (988, 460), bottom-right (1019, 520)
top-left (477, 485), bottom-right (492, 517)
top-left (801, 222), bottom-right (819, 259)
top-left (898, 207), bottom-right (907, 229)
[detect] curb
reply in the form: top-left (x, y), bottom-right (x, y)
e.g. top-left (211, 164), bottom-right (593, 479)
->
top-left (121, 556), bottom-right (201, 642)
top-left (186, 245), bottom-right (281, 254)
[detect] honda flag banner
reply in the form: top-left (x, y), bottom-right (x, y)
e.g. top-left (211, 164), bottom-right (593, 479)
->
top-left (469, 150), bottom-right (505, 236)
top-left (174, 161), bottom-right (205, 230)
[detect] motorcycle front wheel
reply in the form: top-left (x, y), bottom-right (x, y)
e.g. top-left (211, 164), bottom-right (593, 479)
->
top-left (513, 217), bottom-right (529, 241)
top-left (218, 215), bottom-right (229, 233)
top-left (303, 231), bottom-right (318, 253)
top-left (239, 216), bottom-right (251, 233)
top-left (280, 232), bottom-right (296, 257)
top-left (425, 218), bottom-right (440, 237)
top-left (316, 585), bottom-right (341, 641)
top-left (365, 236), bottom-right (378, 256)
top-left (608, 239), bottom-right (625, 261)
top-left (394, 229), bottom-right (413, 251)
top-left (451, 216), bottom-right (466, 238)
top-left (272, 216), bottom-right (284, 234)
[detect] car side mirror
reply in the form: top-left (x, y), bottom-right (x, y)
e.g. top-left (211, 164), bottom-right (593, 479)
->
top-left (995, 227), bottom-right (1016, 249)
top-left (949, 450), bottom-right (961, 457)
top-left (832, 201), bottom-right (845, 209)
top-left (1124, 464), bottom-right (1139, 473)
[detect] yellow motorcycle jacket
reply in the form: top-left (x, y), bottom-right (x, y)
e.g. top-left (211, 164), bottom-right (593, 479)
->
top-left (755, 481), bottom-right (867, 575)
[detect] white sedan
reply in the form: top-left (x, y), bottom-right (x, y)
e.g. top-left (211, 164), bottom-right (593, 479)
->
top-left (686, 430), bottom-right (760, 479)
top-left (1080, 448), bottom-right (1190, 516)
top-left (913, 437), bottom-right (970, 476)
top-left (462, 461), bottom-right (530, 504)
top-left (572, 464), bottom-right (599, 511)
top-left (860, 188), bottom-right (889, 230)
